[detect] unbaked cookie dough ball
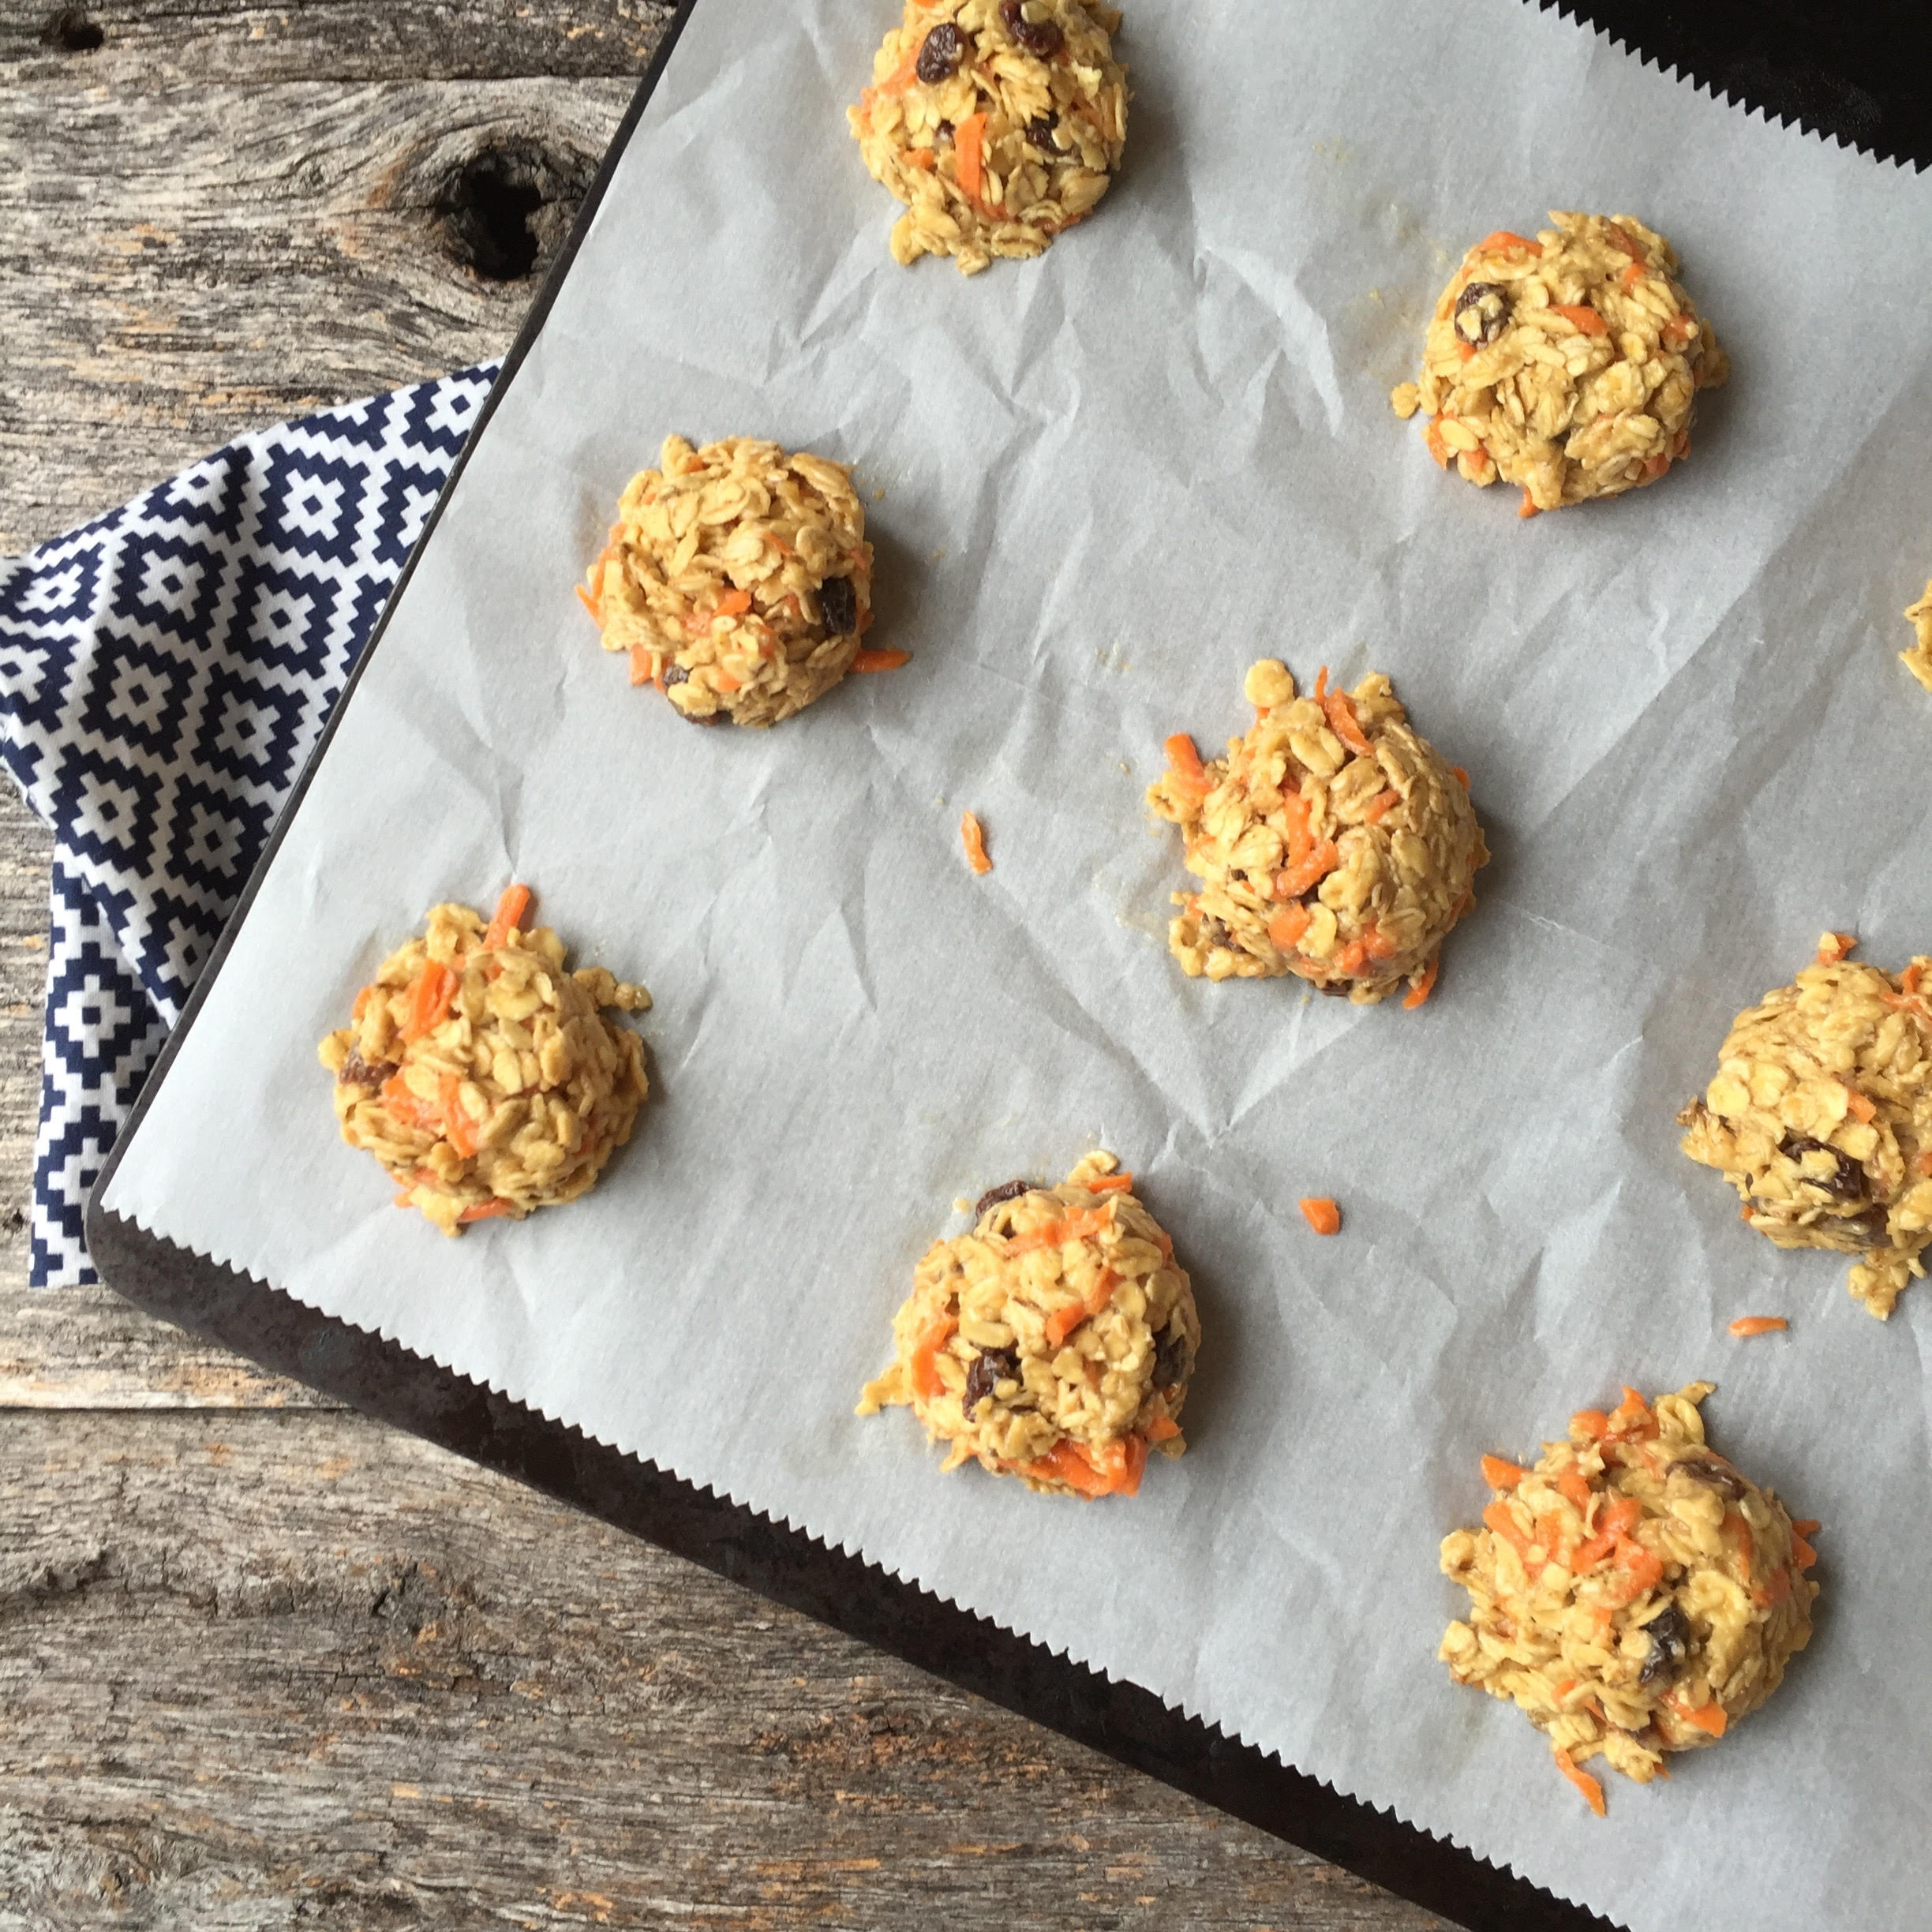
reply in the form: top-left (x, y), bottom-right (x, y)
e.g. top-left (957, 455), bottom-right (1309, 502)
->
top-left (580, 436), bottom-right (874, 728)
top-left (856, 1152), bottom-right (1198, 1496)
top-left (1679, 934), bottom-right (1932, 1317)
top-left (848, 0), bottom-right (1128, 277)
top-left (1146, 661), bottom-right (1487, 1005)
top-left (1390, 212), bottom-right (1728, 515)
top-left (318, 887), bottom-right (650, 1234)
top-left (1440, 1383), bottom-right (1819, 1817)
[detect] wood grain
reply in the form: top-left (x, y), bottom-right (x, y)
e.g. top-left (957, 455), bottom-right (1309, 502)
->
top-left (0, 1410), bottom-right (1444, 1930)
top-left (0, 4), bottom-right (1446, 1923)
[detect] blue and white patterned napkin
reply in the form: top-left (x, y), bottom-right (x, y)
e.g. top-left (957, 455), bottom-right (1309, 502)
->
top-left (0, 366), bottom-right (499, 1286)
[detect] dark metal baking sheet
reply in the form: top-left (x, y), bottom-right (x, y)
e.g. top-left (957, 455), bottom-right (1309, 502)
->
top-left (87, 6), bottom-right (1927, 1926)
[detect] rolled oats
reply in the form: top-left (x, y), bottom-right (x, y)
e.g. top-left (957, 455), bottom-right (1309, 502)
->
top-left (1391, 213), bottom-right (1727, 515)
top-left (1904, 578), bottom-right (1932, 693)
top-left (1679, 935), bottom-right (1932, 1316)
top-left (1146, 660), bottom-right (1487, 1005)
top-left (316, 892), bottom-right (650, 1234)
top-left (856, 1152), bottom-right (1198, 1497)
top-left (580, 435), bottom-right (874, 728)
top-left (1440, 1383), bottom-right (1818, 1815)
top-left (848, 0), bottom-right (1128, 277)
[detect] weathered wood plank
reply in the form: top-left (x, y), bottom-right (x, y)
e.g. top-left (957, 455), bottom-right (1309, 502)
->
top-left (0, 77), bottom-right (635, 552)
top-left (0, 0), bottom-right (674, 83)
top-left (0, 1409), bottom-right (1447, 1930)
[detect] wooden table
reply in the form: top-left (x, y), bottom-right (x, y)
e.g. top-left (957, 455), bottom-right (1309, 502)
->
top-left (0, 6), bottom-right (1445, 1924)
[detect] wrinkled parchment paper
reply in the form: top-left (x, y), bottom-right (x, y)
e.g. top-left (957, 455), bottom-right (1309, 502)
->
top-left (104, 3), bottom-right (1932, 1925)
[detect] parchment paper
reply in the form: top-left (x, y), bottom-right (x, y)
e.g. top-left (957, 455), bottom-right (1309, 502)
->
top-left (103, 3), bottom-right (1932, 1926)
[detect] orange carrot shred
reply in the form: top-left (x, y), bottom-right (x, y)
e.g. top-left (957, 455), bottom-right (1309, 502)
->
top-left (1457, 339), bottom-right (1476, 364)
top-left (352, 985), bottom-right (373, 1021)
top-left (1474, 230), bottom-right (1542, 257)
top-left (878, 40), bottom-right (923, 93)
top-left (1557, 1466), bottom-right (1594, 1512)
top-left (1323, 689), bottom-right (1373, 756)
top-left (1818, 930), bottom-right (1857, 964)
top-left (1518, 489), bottom-right (1540, 519)
top-left (1313, 665), bottom-right (1329, 701)
top-left (1298, 1196), bottom-right (1341, 1236)
top-left (1603, 222), bottom-right (1644, 259)
top-left (1552, 302), bottom-right (1608, 336)
top-left (956, 111), bottom-right (987, 201)
top-left (1904, 962), bottom-right (1925, 995)
top-left (850, 648), bottom-right (909, 672)
top-left (401, 962), bottom-right (458, 1043)
top-left (440, 1074), bottom-right (478, 1159)
top-left (1481, 1455), bottom-right (1529, 1490)
top-left (1553, 1747), bottom-right (1607, 1818)
top-left (960, 811), bottom-right (993, 876)
top-left (1619, 260), bottom-right (1644, 291)
top-left (1145, 1413), bottom-right (1181, 1443)
top-left (907, 147), bottom-right (937, 171)
top-left (1004, 1205), bottom-right (1110, 1258)
top-left (1790, 1527), bottom-right (1819, 1568)
top-left (1844, 1086), bottom-right (1877, 1125)
top-left (628, 645), bottom-right (655, 687)
top-left (1665, 1692), bottom-right (1727, 1739)
top-left (1728, 1315), bottom-right (1788, 1338)
top-left (458, 1198), bottom-right (515, 1224)
top-left (1424, 419), bottom-right (1451, 470)
top-left (1084, 1173), bottom-right (1134, 1193)
top-left (1365, 787), bottom-right (1402, 824)
top-left (1165, 732), bottom-right (1209, 791)
top-left (910, 1315), bottom-right (958, 1400)
top-left (1661, 313), bottom-right (1698, 345)
top-left (484, 885), bottom-right (531, 951)
top-left (1275, 838), bottom-right (1340, 900)
top-left (1267, 904), bottom-right (1312, 952)
top-left (575, 582), bottom-right (601, 623)
top-left (1402, 957), bottom-right (1440, 1010)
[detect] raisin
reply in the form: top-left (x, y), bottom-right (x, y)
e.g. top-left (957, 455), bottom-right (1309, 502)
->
top-left (337, 1048), bottom-right (393, 1089)
top-left (1670, 1453), bottom-right (1746, 1503)
top-left (1846, 1204), bottom-right (1893, 1245)
top-left (1453, 281), bottom-right (1511, 348)
top-left (1778, 1132), bottom-right (1865, 1202)
top-left (1152, 1325), bottom-right (1189, 1390)
top-left (662, 664), bottom-right (690, 686)
top-left (915, 21), bottom-right (966, 83)
top-left (817, 574), bottom-right (857, 635)
top-left (964, 1346), bottom-right (1020, 1413)
top-left (1201, 915), bottom-right (1234, 952)
top-left (1001, 0), bottom-right (1063, 57)
top-left (1027, 112), bottom-right (1059, 151)
top-left (975, 1177), bottom-right (1034, 1218)
top-left (1638, 1602), bottom-right (1691, 1687)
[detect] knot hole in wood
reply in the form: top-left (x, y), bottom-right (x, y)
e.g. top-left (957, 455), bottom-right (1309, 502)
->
top-left (41, 7), bottom-right (104, 51)
top-left (436, 141), bottom-right (593, 283)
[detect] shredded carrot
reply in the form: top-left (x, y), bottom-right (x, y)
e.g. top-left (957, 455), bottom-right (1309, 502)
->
top-left (1919, 1151), bottom-right (1932, 1178)
top-left (575, 582), bottom-right (601, 623)
top-left (440, 1074), bottom-right (478, 1159)
top-left (1481, 1455), bottom-right (1529, 1490)
top-left (1022, 1434), bottom-right (1146, 1498)
top-left (1323, 688), bottom-right (1373, 756)
top-left (1728, 1315), bottom-right (1788, 1338)
top-left (1817, 930), bottom-right (1857, 964)
top-left (1312, 666), bottom-right (1329, 701)
top-left (1145, 1413), bottom-right (1181, 1444)
top-left (713, 669), bottom-right (743, 694)
top-left (401, 962), bottom-right (458, 1043)
top-left (1518, 488), bottom-right (1539, 519)
top-left (352, 985), bottom-right (373, 1021)
top-left (1456, 339), bottom-right (1476, 364)
top-left (1003, 1204), bottom-right (1111, 1258)
top-left (955, 110), bottom-right (987, 201)
top-left (1267, 904), bottom-right (1312, 952)
top-left (1474, 230), bottom-right (1543, 257)
top-left (960, 810), bottom-right (993, 876)
top-left (628, 644), bottom-right (656, 687)
top-left (456, 1198), bottom-right (514, 1224)
top-left (1753, 1567), bottom-right (1793, 1611)
top-left (1603, 222), bottom-right (1644, 260)
top-left (1665, 1692), bottom-right (1727, 1739)
top-left (1274, 838), bottom-right (1340, 899)
top-left (878, 40), bottom-right (923, 92)
top-left (484, 884), bottom-right (531, 950)
top-left (1298, 1196), bottom-right (1341, 1236)
top-left (1164, 732), bottom-right (1210, 793)
top-left (1483, 1500), bottom-right (1541, 1571)
top-left (1557, 1466), bottom-right (1594, 1512)
top-left (1619, 260), bottom-right (1644, 292)
top-left (1402, 957), bottom-right (1440, 1010)
top-left (1725, 1509), bottom-right (1755, 1583)
top-left (1641, 452), bottom-right (1671, 481)
top-left (1364, 787), bottom-right (1402, 824)
top-left (1552, 1747), bottom-right (1607, 1817)
top-left (1424, 417), bottom-right (1452, 469)
top-left (907, 147), bottom-right (936, 170)
top-left (1572, 1408), bottom-right (1611, 1442)
top-left (1844, 1086), bottom-right (1877, 1125)
top-left (850, 648), bottom-right (909, 672)
top-left (1791, 1518), bottom-right (1821, 1537)
top-left (910, 1315), bottom-right (959, 1400)
top-left (1045, 1267), bottom-right (1121, 1349)
top-left (1790, 1526), bottom-right (1819, 1569)
top-left (1904, 962), bottom-right (1925, 995)
top-left (1552, 303), bottom-right (1608, 336)
top-left (1661, 313), bottom-right (1698, 345)
top-left (1084, 1173), bottom-right (1134, 1194)
top-left (1601, 1534), bottom-right (1664, 1605)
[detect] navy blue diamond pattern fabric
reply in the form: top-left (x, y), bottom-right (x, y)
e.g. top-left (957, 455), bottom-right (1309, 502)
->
top-left (0, 365), bottom-right (499, 1285)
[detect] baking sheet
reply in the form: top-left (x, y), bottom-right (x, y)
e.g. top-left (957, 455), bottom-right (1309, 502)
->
top-left (102, 2), bottom-right (1932, 1926)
